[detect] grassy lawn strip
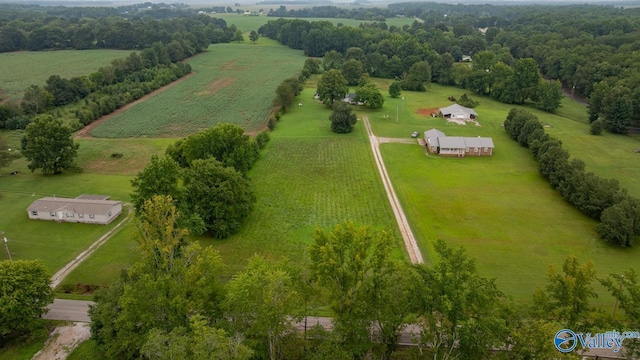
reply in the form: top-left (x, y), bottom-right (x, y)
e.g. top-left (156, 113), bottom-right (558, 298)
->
top-left (0, 50), bottom-right (132, 101)
top-left (90, 40), bottom-right (307, 138)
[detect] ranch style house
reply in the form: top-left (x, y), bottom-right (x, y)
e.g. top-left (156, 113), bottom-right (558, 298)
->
top-left (424, 128), bottom-right (494, 157)
top-left (27, 195), bottom-right (122, 225)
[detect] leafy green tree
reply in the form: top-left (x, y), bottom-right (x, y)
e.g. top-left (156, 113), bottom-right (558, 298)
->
top-left (316, 69), bottom-right (348, 106)
top-left (309, 222), bottom-right (406, 358)
top-left (90, 197), bottom-right (226, 359)
top-left (601, 268), bottom-right (640, 358)
top-left (0, 135), bottom-right (20, 174)
top-left (0, 260), bottom-right (54, 342)
top-left (303, 58), bottom-right (322, 74)
top-left (513, 58), bottom-right (541, 104)
top-left (21, 115), bottom-right (79, 174)
top-left (533, 79), bottom-right (563, 112)
top-left (533, 255), bottom-right (599, 330)
top-left (142, 316), bottom-right (253, 360)
top-left (21, 85), bottom-right (53, 115)
top-left (602, 85), bottom-right (633, 134)
top-left (413, 240), bottom-right (507, 360)
top-left (355, 83), bottom-right (384, 109)
top-left (596, 197), bottom-right (640, 247)
top-left (590, 119), bottom-right (603, 135)
top-left (130, 155), bottom-right (183, 212)
top-left (504, 318), bottom-right (578, 360)
top-left (249, 30), bottom-right (260, 44)
top-left (388, 81), bottom-right (401, 98)
top-left (341, 59), bottom-right (364, 86)
top-left (329, 101), bottom-right (357, 134)
top-left (322, 50), bottom-right (344, 71)
top-left (226, 255), bottom-right (302, 360)
top-left (169, 123), bottom-right (259, 174)
top-left (183, 158), bottom-right (255, 239)
top-left (401, 61), bottom-right (431, 91)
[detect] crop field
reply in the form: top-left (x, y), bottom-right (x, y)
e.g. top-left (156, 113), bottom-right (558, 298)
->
top-left (90, 40), bottom-right (307, 138)
top-left (212, 13), bottom-right (417, 32)
top-left (203, 87), bottom-right (404, 276)
top-left (0, 50), bottom-right (132, 101)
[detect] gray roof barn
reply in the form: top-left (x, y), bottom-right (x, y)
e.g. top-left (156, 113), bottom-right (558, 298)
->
top-left (439, 104), bottom-right (478, 118)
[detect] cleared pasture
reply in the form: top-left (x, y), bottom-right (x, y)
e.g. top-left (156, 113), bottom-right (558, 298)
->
top-left (212, 13), bottom-right (417, 32)
top-left (90, 40), bottom-right (307, 138)
top-left (0, 50), bottom-right (132, 101)
top-left (362, 82), bottom-right (640, 304)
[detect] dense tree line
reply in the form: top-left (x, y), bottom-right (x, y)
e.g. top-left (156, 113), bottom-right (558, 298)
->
top-left (267, 5), bottom-right (391, 21)
top-left (88, 206), bottom-right (640, 359)
top-left (259, 18), bottom-right (562, 111)
top-left (504, 108), bottom-right (640, 246)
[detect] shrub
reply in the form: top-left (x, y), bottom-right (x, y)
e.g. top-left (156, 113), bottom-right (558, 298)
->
top-left (590, 119), bottom-right (603, 135)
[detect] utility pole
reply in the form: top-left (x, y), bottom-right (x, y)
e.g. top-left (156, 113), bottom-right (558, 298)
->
top-left (396, 106), bottom-right (399, 124)
top-left (2, 232), bottom-right (11, 261)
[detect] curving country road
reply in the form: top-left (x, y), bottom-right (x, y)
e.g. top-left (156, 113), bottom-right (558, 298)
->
top-left (362, 116), bottom-right (423, 264)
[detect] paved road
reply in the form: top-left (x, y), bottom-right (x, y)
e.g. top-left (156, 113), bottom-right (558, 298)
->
top-left (362, 116), bottom-right (424, 264)
top-left (43, 299), bottom-right (92, 323)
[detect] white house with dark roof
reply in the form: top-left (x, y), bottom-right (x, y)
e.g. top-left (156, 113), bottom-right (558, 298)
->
top-left (27, 195), bottom-right (122, 225)
top-left (439, 104), bottom-right (478, 121)
top-left (423, 128), bottom-right (494, 158)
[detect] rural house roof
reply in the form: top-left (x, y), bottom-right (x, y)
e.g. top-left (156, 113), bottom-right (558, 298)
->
top-left (439, 104), bottom-right (477, 117)
top-left (27, 197), bottom-right (121, 215)
top-left (423, 128), bottom-right (494, 149)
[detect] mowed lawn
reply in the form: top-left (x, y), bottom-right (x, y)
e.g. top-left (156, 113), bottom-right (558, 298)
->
top-left (90, 39), bottom-right (308, 138)
top-left (366, 82), bottom-right (640, 304)
top-left (0, 49), bottom-right (132, 101)
top-left (203, 87), bottom-right (403, 277)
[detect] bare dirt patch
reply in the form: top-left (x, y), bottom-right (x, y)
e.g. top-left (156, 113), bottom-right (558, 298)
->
top-left (219, 60), bottom-right (247, 72)
top-left (32, 322), bottom-right (91, 360)
top-left (74, 71), bottom-right (196, 139)
top-left (209, 77), bottom-right (235, 95)
top-left (416, 107), bottom-right (440, 117)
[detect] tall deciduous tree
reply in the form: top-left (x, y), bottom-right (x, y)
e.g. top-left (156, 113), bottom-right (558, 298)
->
top-left (401, 61), bottom-right (431, 91)
top-left (388, 81), bottom-right (401, 98)
top-left (533, 255), bottom-right (599, 330)
top-left (168, 123), bottom-right (259, 174)
top-left (413, 239), bottom-right (507, 360)
top-left (249, 30), bottom-right (260, 44)
top-left (329, 101), bottom-right (357, 134)
top-left (533, 79), bottom-right (563, 112)
top-left (602, 85), bottom-right (633, 134)
top-left (226, 255), bottom-right (302, 360)
top-left (309, 222), bottom-right (407, 358)
top-left (341, 59), bottom-right (364, 86)
top-left (21, 115), bottom-right (79, 174)
top-left (0, 259), bottom-right (54, 342)
top-left (183, 158), bottom-right (255, 239)
top-left (316, 69), bottom-right (348, 106)
top-left (355, 83), bottom-right (384, 109)
top-left (130, 155), bottom-right (183, 212)
top-left (21, 85), bottom-right (53, 115)
top-left (596, 197), bottom-right (640, 247)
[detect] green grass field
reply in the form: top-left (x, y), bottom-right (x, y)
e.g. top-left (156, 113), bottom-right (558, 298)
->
top-left (213, 13), bottom-right (417, 33)
top-left (0, 50), bottom-right (132, 101)
top-left (90, 40), bottom-right (307, 138)
top-left (361, 82), bottom-right (640, 304)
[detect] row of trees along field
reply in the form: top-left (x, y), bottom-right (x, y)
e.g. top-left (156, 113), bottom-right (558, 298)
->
top-left (0, 12), bottom-right (240, 132)
top-left (505, 108), bottom-right (640, 247)
top-left (260, 2), bottom-right (640, 131)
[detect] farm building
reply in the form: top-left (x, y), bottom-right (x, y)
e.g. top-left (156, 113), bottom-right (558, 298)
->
top-left (439, 104), bottom-right (478, 121)
top-left (27, 195), bottom-right (122, 225)
top-left (424, 128), bottom-right (494, 158)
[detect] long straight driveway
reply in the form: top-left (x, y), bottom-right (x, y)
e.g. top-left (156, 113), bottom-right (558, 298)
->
top-left (362, 116), bottom-right (423, 264)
